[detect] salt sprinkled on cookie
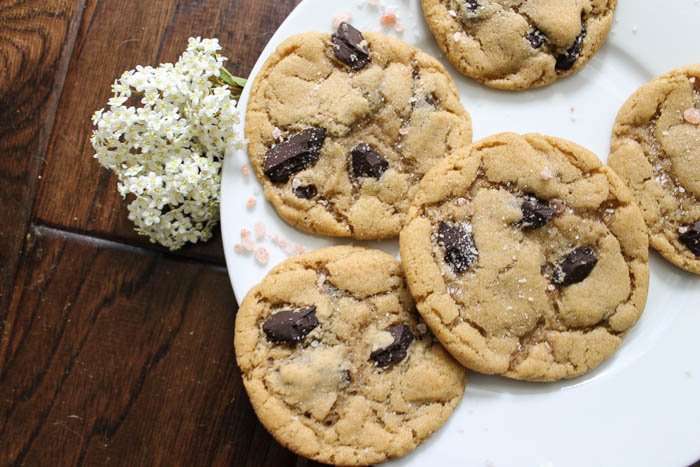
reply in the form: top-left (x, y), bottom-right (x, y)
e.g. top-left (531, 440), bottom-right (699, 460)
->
top-left (541, 167), bottom-right (553, 180)
top-left (271, 127), bottom-right (283, 140)
top-left (683, 107), bottom-right (700, 125)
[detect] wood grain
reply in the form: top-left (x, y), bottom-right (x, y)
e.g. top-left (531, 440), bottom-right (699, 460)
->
top-left (0, 225), bottom-right (297, 466)
top-left (32, 0), bottom-right (302, 265)
top-left (0, 0), bottom-right (85, 317)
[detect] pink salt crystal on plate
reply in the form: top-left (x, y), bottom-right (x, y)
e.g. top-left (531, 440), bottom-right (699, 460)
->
top-left (332, 10), bottom-right (352, 29)
top-left (367, 0), bottom-right (380, 5)
top-left (254, 221), bottom-right (266, 241)
top-left (241, 229), bottom-right (255, 251)
top-left (240, 165), bottom-right (250, 175)
top-left (683, 107), bottom-right (700, 125)
top-left (381, 12), bottom-right (397, 25)
top-left (234, 244), bottom-right (244, 253)
top-left (254, 248), bottom-right (270, 265)
top-left (246, 198), bottom-right (256, 209)
top-left (394, 22), bottom-right (404, 33)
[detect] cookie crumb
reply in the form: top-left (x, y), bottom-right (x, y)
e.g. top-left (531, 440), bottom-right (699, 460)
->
top-left (254, 247), bottom-right (269, 265)
top-left (683, 107), bottom-right (700, 125)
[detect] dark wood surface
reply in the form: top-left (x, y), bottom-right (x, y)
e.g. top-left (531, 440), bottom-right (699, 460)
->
top-left (1, 1), bottom-right (699, 467)
top-left (0, 0), bottom-right (329, 465)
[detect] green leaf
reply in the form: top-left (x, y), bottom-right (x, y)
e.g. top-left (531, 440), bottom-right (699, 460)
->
top-left (219, 67), bottom-right (246, 89)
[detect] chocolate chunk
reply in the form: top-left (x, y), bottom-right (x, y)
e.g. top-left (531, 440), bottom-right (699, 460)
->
top-left (438, 221), bottom-right (478, 273)
top-left (517, 195), bottom-right (556, 230)
top-left (331, 22), bottom-right (370, 70)
top-left (462, 0), bottom-right (478, 12)
top-left (424, 93), bottom-right (439, 106)
top-left (527, 29), bottom-right (547, 49)
top-left (351, 143), bottom-right (389, 179)
top-left (342, 369), bottom-right (352, 384)
top-left (370, 323), bottom-right (414, 367)
top-left (553, 248), bottom-right (598, 286)
top-left (262, 306), bottom-right (319, 343)
top-left (294, 184), bottom-right (317, 199)
top-left (412, 68), bottom-right (420, 80)
top-left (679, 221), bottom-right (700, 257)
top-left (556, 18), bottom-right (587, 71)
top-left (264, 128), bottom-right (326, 183)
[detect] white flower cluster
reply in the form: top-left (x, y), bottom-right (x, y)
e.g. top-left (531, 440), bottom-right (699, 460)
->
top-left (91, 37), bottom-right (245, 250)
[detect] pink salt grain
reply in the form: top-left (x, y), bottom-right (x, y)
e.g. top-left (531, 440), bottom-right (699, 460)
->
top-left (246, 197), bottom-right (256, 209)
top-left (241, 229), bottom-right (254, 251)
top-left (254, 248), bottom-right (270, 265)
top-left (234, 244), bottom-right (244, 253)
top-left (394, 22), bottom-right (404, 33)
top-left (240, 165), bottom-right (250, 175)
top-left (254, 221), bottom-right (266, 241)
top-left (332, 10), bottom-right (352, 29)
top-left (549, 198), bottom-right (567, 214)
top-left (683, 107), bottom-right (700, 125)
top-left (380, 12), bottom-right (397, 25)
top-left (399, 127), bottom-right (409, 135)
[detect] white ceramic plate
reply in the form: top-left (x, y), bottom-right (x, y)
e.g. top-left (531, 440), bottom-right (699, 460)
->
top-left (221, 1), bottom-right (700, 465)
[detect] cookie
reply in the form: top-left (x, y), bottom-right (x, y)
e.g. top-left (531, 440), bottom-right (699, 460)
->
top-left (608, 64), bottom-right (700, 274)
top-left (421, 0), bottom-right (617, 90)
top-left (245, 24), bottom-right (473, 239)
top-left (234, 246), bottom-right (467, 465)
top-left (399, 133), bottom-right (649, 381)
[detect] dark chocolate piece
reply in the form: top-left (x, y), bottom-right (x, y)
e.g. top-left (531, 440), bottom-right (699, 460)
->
top-left (517, 195), bottom-right (556, 230)
top-left (370, 323), bottom-right (415, 367)
top-left (331, 22), bottom-right (370, 70)
top-left (294, 184), bottom-right (317, 199)
top-left (262, 306), bottom-right (319, 343)
top-left (351, 143), bottom-right (389, 179)
top-left (556, 17), bottom-right (586, 71)
top-left (438, 221), bottom-right (478, 273)
top-left (553, 248), bottom-right (598, 285)
top-left (526, 29), bottom-right (547, 49)
top-left (679, 221), bottom-right (700, 257)
top-left (263, 128), bottom-right (326, 183)
top-left (424, 93), bottom-right (439, 106)
top-left (462, 0), bottom-right (478, 12)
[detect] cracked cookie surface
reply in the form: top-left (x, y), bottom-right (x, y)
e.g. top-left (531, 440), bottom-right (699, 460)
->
top-left (234, 246), bottom-right (467, 465)
top-left (609, 64), bottom-right (700, 274)
top-left (399, 133), bottom-right (649, 381)
top-left (421, 0), bottom-right (617, 90)
top-left (245, 28), bottom-right (473, 239)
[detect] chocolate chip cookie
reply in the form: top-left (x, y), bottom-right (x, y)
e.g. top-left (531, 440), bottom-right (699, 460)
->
top-left (609, 64), bottom-right (700, 274)
top-left (421, 0), bottom-right (618, 90)
top-left (399, 133), bottom-right (649, 381)
top-left (234, 246), bottom-right (467, 465)
top-left (245, 24), bottom-right (473, 239)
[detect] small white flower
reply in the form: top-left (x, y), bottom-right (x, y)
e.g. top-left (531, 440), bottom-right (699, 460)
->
top-left (90, 37), bottom-right (245, 250)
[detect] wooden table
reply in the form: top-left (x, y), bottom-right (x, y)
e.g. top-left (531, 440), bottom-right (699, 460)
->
top-left (0, 0), bottom-right (328, 465)
top-left (3, 2), bottom-right (700, 466)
